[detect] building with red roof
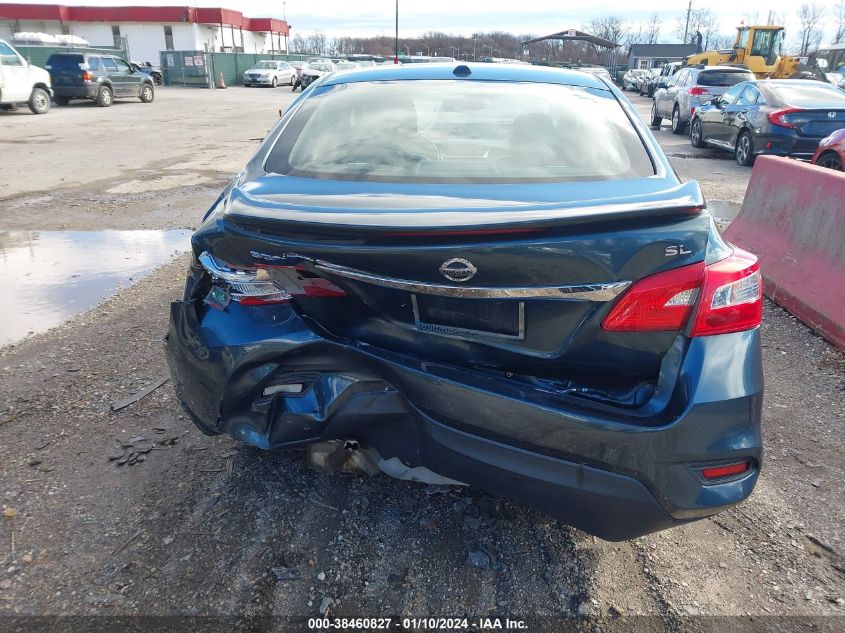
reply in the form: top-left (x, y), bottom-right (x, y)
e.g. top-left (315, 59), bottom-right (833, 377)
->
top-left (0, 4), bottom-right (290, 63)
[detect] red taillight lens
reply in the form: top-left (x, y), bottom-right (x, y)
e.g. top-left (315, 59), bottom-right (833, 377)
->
top-left (701, 461), bottom-right (750, 479)
top-left (767, 107), bottom-right (802, 128)
top-left (690, 248), bottom-right (761, 336)
top-left (602, 262), bottom-right (704, 332)
top-left (689, 86), bottom-right (710, 97)
top-left (82, 70), bottom-right (92, 82)
top-left (602, 249), bottom-right (762, 336)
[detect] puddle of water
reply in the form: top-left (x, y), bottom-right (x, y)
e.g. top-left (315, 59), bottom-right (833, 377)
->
top-left (0, 229), bottom-right (192, 346)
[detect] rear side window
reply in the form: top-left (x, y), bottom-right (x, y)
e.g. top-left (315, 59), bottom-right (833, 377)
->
top-left (265, 80), bottom-right (654, 183)
top-left (87, 56), bottom-right (101, 71)
top-left (697, 71), bottom-right (755, 87)
top-left (46, 54), bottom-right (84, 69)
top-left (763, 83), bottom-right (845, 107)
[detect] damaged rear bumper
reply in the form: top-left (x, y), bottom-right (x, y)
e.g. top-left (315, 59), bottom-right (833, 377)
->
top-left (166, 299), bottom-right (763, 541)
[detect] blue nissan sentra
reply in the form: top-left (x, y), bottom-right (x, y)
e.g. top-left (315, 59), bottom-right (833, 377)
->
top-left (166, 63), bottom-right (763, 540)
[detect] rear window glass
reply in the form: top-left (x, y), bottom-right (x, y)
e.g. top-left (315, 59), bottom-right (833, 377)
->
top-left (697, 71), bottom-right (755, 87)
top-left (46, 54), bottom-right (84, 68)
top-left (265, 80), bottom-right (654, 183)
top-left (764, 83), bottom-right (845, 107)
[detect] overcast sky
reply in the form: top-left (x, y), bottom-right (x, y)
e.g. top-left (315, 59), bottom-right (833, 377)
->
top-left (9, 0), bottom-right (843, 42)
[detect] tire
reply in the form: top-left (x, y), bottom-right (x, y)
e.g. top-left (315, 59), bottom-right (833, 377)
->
top-left (152, 72), bottom-right (162, 86)
top-left (671, 106), bottom-right (686, 135)
top-left (54, 96), bottom-right (71, 106)
top-left (815, 151), bottom-right (843, 171)
top-left (690, 118), bottom-right (707, 148)
top-left (735, 131), bottom-right (756, 166)
top-left (28, 87), bottom-right (50, 114)
top-left (290, 73), bottom-right (296, 85)
top-left (650, 101), bottom-right (662, 127)
top-left (271, 76), bottom-right (278, 88)
top-left (139, 83), bottom-right (154, 103)
top-left (96, 85), bottom-right (113, 107)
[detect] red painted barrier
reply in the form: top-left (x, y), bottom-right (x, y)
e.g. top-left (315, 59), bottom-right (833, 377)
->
top-left (723, 156), bottom-right (845, 351)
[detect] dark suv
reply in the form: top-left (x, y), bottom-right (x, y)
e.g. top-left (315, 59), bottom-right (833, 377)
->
top-left (45, 52), bottom-right (155, 107)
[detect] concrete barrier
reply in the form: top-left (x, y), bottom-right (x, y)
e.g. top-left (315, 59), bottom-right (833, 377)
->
top-left (723, 156), bottom-right (845, 351)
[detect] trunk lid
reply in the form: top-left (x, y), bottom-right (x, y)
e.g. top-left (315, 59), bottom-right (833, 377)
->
top-left (198, 177), bottom-right (710, 400)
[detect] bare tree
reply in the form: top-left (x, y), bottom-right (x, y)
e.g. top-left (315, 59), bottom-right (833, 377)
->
top-left (834, 1), bottom-right (845, 44)
top-left (797, 4), bottom-right (826, 55)
top-left (586, 16), bottom-right (629, 46)
top-left (644, 13), bottom-right (661, 44)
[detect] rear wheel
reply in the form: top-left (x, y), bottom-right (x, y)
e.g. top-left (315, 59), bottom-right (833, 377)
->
top-left (96, 85), bottom-right (113, 107)
top-left (671, 106), bottom-right (686, 135)
top-left (290, 73), bottom-right (296, 85)
top-left (139, 83), bottom-right (154, 103)
top-left (816, 151), bottom-right (843, 171)
top-left (650, 102), bottom-right (662, 128)
top-left (271, 76), bottom-right (278, 88)
top-left (690, 118), bottom-right (706, 148)
top-left (151, 72), bottom-right (163, 86)
top-left (735, 131), bottom-right (756, 166)
top-left (28, 87), bottom-right (50, 114)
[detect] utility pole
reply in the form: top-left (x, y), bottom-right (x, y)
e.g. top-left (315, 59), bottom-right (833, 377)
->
top-left (394, 0), bottom-right (399, 63)
top-left (683, 0), bottom-right (693, 44)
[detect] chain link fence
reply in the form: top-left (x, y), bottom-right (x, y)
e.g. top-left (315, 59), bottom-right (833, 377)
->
top-left (161, 50), bottom-right (312, 88)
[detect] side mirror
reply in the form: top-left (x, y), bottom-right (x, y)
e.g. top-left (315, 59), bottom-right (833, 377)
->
top-left (710, 97), bottom-right (721, 107)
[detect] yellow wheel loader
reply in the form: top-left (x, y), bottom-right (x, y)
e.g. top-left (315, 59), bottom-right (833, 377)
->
top-left (685, 25), bottom-right (807, 79)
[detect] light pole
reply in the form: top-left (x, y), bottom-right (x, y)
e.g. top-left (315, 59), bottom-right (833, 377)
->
top-left (421, 43), bottom-right (430, 55)
top-left (394, 0), bottom-right (399, 63)
top-left (451, 46), bottom-right (458, 58)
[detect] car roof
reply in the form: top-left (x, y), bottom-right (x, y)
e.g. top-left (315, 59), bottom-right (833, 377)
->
top-left (319, 62), bottom-right (607, 89)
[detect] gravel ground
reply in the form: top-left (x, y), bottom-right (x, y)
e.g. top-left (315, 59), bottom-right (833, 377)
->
top-left (0, 87), bottom-right (843, 631)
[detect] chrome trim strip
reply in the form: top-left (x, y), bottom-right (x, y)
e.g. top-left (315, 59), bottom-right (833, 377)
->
top-left (314, 260), bottom-right (630, 301)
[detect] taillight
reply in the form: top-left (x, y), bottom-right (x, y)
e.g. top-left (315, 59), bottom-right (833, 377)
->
top-left (690, 248), bottom-right (761, 336)
top-left (82, 71), bottom-right (92, 82)
top-left (602, 248), bottom-right (762, 336)
top-left (199, 252), bottom-right (290, 306)
top-left (198, 251), bottom-right (346, 306)
top-left (602, 262), bottom-right (704, 332)
top-left (767, 107), bottom-right (803, 129)
top-left (689, 86), bottom-right (710, 97)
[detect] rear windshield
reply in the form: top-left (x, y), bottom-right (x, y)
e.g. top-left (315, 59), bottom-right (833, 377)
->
top-left (697, 71), bottom-right (755, 87)
top-left (764, 83), bottom-right (845, 107)
top-left (265, 80), bottom-right (654, 183)
top-left (46, 54), bottom-right (84, 68)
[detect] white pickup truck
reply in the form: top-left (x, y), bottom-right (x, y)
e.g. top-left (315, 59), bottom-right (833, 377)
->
top-left (0, 38), bottom-right (52, 114)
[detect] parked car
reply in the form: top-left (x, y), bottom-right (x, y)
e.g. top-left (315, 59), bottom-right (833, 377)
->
top-left (295, 60), bottom-right (336, 91)
top-left (575, 65), bottom-right (613, 83)
top-left (638, 68), bottom-right (662, 96)
top-left (45, 52), bottom-right (154, 107)
top-left (622, 68), bottom-right (647, 91)
top-left (812, 128), bottom-right (845, 170)
top-left (243, 60), bottom-right (296, 87)
top-left (826, 72), bottom-right (845, 91)
top-left (652, 65), bottom-right (756, 134)
top-left (690, 79), bottom-right (845, 165)
top-left (646, 62), bottom-right (683, 97)
top-left (166, 63), bottom-right (764, 541)
top-left (335, 60), bottom-right (360, 71)
top-left (131, 60), bottom-right (162, 85)
top-left (0, 38), bottom-right (52, 114)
